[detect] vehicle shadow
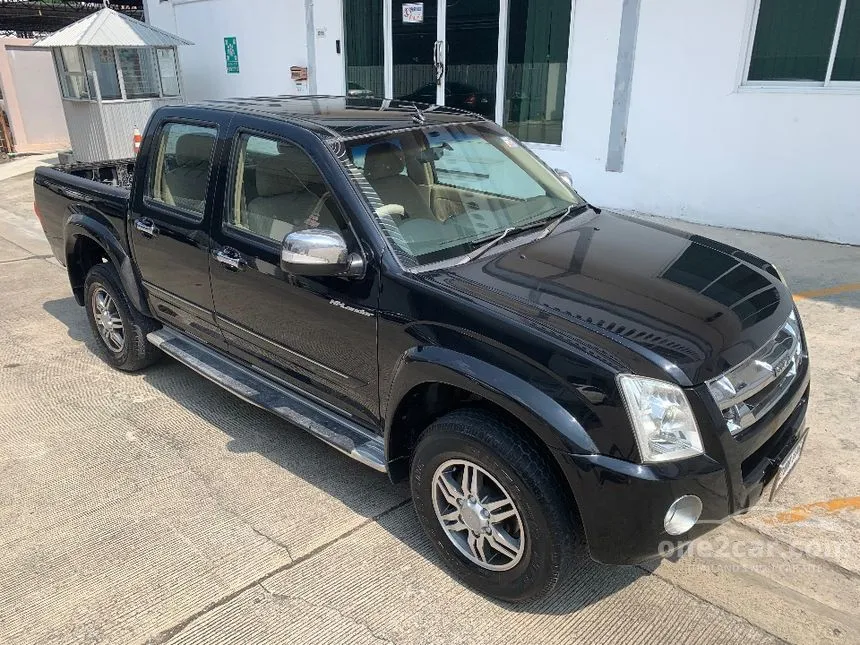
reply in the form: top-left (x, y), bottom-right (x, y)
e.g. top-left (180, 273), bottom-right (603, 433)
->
top-left (42, 296), bottom-right (640, 615)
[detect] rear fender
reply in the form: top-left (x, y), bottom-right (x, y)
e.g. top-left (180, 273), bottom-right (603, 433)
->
top-left (65, 211), bottom-right (150, 315)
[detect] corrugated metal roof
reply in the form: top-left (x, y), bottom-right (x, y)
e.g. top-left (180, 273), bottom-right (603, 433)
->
top-left (34, 7), bottom-right (193, 48)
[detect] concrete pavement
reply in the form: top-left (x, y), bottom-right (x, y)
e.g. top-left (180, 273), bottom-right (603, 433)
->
top-left (0, 173), bottom-right (858, 644)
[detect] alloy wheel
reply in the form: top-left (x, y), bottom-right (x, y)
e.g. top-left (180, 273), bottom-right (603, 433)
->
top-left (431, 458), bottom-right (526, 571)
top-left (92, 287), bottom-right (125, 352)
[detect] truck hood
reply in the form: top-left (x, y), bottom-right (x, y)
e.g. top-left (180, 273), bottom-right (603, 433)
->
top-left (433, 211), bottom-right (794, 384)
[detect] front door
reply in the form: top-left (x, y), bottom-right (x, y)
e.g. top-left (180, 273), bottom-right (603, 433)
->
top-left (208, 119), bottom-right (380, 427)
top-left (389, 0), bottom-right (500, 120)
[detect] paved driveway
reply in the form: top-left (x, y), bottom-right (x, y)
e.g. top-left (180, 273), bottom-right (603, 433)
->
top-left (0, 169), bottom-right (858, 644)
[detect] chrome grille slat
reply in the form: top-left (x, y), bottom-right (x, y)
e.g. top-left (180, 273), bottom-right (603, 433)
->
top-left (707, 311), bottom-right (804, 436)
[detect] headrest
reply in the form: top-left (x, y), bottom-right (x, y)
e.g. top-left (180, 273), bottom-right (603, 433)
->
top-left (363, 143), bottom-right (405, 180)
top-left (175, 133), bottom-right (215, 166)
top-left (255, 150), bottom-right (321, 198)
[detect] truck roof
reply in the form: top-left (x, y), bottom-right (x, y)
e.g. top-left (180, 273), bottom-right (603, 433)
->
top-left (193, 95), bottom-right (487, 140)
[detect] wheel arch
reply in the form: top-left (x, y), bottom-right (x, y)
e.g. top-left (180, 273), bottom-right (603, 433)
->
top-left (383, 346), bottom-right (598, 483)
top-left (64, 212), bottom-right (150, 316)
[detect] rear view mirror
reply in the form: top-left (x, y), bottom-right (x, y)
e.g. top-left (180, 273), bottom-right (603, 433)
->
top-left (554, 168), bottom-right (574, 187)
top-left (281, 229), bottom-right (364, 278)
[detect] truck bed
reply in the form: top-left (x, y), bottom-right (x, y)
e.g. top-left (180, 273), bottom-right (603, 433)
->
top-left (56, 158), bottom-right (136, 189)
top-left (34, 161), bottom-right (132, 268)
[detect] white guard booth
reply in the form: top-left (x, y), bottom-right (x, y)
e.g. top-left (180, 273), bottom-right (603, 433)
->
top-left (35, 2), bottom-right (192, 163)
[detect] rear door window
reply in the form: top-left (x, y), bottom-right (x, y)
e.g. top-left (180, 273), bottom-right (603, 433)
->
top-left (147, 122), bottom-right (218, 217)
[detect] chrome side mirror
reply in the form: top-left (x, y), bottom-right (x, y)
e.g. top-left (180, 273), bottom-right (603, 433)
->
top-left (281, 228), bottom-right (364, 278)
top-left (554, 168), bottom-right (574, 187)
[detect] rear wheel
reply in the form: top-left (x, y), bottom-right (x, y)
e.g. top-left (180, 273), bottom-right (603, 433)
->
top-left (84, 263), bottom-right (160, 372)
top-left (410, 408), bottom-right (574, 602)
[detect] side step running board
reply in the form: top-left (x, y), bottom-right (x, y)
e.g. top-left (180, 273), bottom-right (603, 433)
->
top-left (147, 328), bottom-right (387, 473)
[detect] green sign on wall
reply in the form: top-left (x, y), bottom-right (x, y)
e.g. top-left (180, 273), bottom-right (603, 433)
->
top-left (224, 36), bottom-right (239, 74)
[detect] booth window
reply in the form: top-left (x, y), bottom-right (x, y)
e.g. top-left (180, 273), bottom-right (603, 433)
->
top-left (55, 47), bottom-right (91, 99)
top-left (156, 49), bottom-right (181, 96)
top-left (503, 0), bottom-right (572, 145)
top-left (118, 48), bottom-right (161, 98)
top-left (748, 0), bottom-right (860, 84)
top-left (84, 48), bottom-right (122, 100)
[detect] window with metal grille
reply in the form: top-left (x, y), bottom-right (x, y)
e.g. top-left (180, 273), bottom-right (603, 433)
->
top-left (747, 0), bottom-right (860, 85)
top-left (118, 48), bottom-right (161, 99)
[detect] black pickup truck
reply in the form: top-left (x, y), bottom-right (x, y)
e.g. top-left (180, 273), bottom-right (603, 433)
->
top-left (34, 96), bottom-right (809, 602)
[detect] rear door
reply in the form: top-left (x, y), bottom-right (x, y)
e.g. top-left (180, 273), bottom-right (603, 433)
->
top-left (209, 119), bottom-right (381, 427)
top-left (129, 108), bottom-right (231, 349)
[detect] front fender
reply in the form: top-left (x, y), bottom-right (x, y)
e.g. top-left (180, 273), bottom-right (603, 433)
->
top-left (65, 212), bottom-right (149, 315)
top-left (384, 345), bottom-right (598, 466)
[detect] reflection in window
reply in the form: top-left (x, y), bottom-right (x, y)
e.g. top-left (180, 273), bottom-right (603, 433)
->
top-left (504, 0), bottom-right (572, 144)
top-left (344, 0), bottom-right (384, 99)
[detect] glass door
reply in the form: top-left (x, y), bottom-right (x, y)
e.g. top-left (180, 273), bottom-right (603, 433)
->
top-left (388, 0), bottom-right (499, 120)
top-left (442, 0), bottom-right (499, 120)
top-left (377, 0), bottom-right (572, 142)
top-left (390, 0), bottom-right (440, 105)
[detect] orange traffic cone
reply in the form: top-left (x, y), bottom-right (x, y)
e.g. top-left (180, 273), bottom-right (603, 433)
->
top-left (132, 126), bottom-right (142, 156)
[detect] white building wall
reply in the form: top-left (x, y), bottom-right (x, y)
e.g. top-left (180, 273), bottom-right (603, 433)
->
top-left (145, 0), bottom-right (860, 244)
top-left (148, 0), bottom-right (311, 101)
top-left (540, 0), bottom-right (860, 245)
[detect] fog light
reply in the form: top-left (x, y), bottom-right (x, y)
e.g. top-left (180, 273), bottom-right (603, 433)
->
top-left (664, 495), bottom-right (702, 535)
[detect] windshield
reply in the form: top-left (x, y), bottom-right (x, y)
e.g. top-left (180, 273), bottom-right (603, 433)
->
top-left (332, 122), bottom-right (585, 267)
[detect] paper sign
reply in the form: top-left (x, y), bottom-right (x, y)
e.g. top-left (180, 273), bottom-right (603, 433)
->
top-left (402, 2), bottom-right (424, 23)
top-left (224, 36), bottom-right (239, 74)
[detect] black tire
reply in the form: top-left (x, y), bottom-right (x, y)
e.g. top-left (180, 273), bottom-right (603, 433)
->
top-left (84, 263), bottom-right (161, 372)
top-left (410, 407), bottom-right (575, 603)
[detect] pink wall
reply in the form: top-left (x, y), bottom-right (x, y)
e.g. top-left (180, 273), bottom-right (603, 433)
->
top-left (0, 38), bottom-right (70, 153)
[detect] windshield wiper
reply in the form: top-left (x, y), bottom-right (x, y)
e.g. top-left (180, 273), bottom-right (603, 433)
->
top-left (458, 202), bottom-right (597, 264)
top-left (460, 227), bottom-right (517, 263)
top-left (536, 203), bottom-right (593, 240)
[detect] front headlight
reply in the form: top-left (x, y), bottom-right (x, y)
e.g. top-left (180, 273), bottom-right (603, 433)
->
top-left (617, 374), bottom-right (704, 463)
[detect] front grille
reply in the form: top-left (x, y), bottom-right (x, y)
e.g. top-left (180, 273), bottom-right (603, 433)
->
top-left (707, 311), bottom-right (805, 436)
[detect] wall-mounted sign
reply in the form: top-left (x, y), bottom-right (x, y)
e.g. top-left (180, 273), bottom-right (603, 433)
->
top-left (402, 2), bottom-right (424, 23)
top-left (290, 66), bottom-right (308, 82)
top-left (224, 36), bottom-right (239, 74)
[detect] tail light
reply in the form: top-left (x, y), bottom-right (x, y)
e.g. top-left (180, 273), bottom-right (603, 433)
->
top-left (465, 93), bottom-right (477, 106)
top-left (33, 202), bottom-right (44, 226)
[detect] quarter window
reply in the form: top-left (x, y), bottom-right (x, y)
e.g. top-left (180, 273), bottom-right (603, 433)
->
top-left (228, 134), bottom-right (348, 243)
top-left (147, 122), bottom-right (217, 216)
top-left (747, 0), bottom-right (860, 84)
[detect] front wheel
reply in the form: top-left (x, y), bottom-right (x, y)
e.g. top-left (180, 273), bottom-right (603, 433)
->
top-left (410, 408), bottom-right (575, 602)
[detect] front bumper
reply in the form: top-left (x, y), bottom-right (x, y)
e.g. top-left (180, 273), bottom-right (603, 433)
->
top-left (556, 361), bottom-right (810, 565)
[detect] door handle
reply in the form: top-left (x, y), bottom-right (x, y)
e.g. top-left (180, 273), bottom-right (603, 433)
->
top-left (214, 247), bottom-right (247, 271)
top-left (134, 218), bottom-right (158, 238)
